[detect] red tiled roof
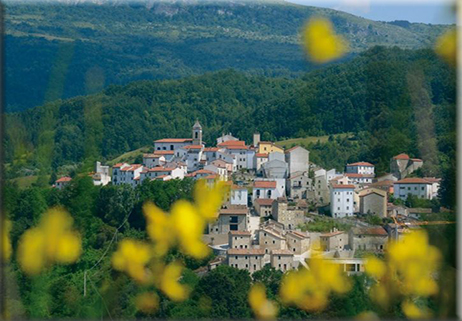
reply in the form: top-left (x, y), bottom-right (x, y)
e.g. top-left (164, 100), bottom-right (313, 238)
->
top-left (217, 141), bottom-right (246, 148)
top-left (347, 162), bottom-right (374, 167)
top-left (393, 153), bottom-right (410, 160)
top-left (411, 158), bottom-right (423, 162)
top-left (255, 198), bottom-right (274, 206)
top-left (228, 248), bottom-right (265, 255)
top-left (225, 145), bottom-right (249, 150)
top-left (229, 230), bottom-right (251, 235)
top-left (255, 153), bottom-right (268, 158)
top-left (120, 164), bottom-right (143, 171)
top-left (254, 181), bottom-right (277, 188)
top-left (204, 147), bottom-right (220, 152)
top-left (192, 169), bottom-right (215, 176)
top-left (56, 176), bottom-right (72, 183)
top-left (148, 167), bottom-right (174, 172)
top-left (154, 151), bottom-right (174, 155)
top-left (352, 227), bottom-right (388, 236)
top-left (113, 163), bottom-right (125, 168)
top-left (395, 178), bottom-right (432, 184)
top-left (331, 184), bottom-right (355, 189)
top-left (154, 138), bottom-right (192, 143)
top-left (423, 177), bottom-right (441, 183)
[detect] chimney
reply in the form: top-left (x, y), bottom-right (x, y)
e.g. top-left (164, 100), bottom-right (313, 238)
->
top-left (253, 132), bottom-right (261, 147)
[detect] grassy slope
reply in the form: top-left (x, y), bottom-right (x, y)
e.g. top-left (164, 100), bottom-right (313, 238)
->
top-left (275, 133), bottom-right (353, 149)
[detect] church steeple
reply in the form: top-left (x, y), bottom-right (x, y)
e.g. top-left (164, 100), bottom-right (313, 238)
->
top-left (192, 120), bottom-right (202, 145)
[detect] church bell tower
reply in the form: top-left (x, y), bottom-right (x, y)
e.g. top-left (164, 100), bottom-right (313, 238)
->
top-left (192, 120), bottom-right (202, 146)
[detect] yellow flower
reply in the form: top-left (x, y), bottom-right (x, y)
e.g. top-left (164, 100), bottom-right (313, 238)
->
top-left (143, 202), bottom-right (175, 257)
top-left (194, 179), bottom-right (229, 221)
top-left (17, 228), bottom-right (46, 275)
top-left (402, 300), bottom-right (431, 319)
top-left (248, 283), bottom-right (278, 320)
top-left (17, 207), bottom-right (82, 275)
top-left (112, 239), bottom-right (152, 284)
top-left (2, 220), bottom-right (12, 261)
top-left (159, 261), bottom-right (189, 301)
top-left (365, 256), bottom-right (386, 279)
top-left (280, 257), bottom-right (351, 311)
top-left (302, 17), bottom-right (349, 64)
top-left (135, 292), bottom-right (159, 314)
top-left (435, 29), bottom-right (456, 65)
top-left (170, 200), bottom-right (210, 259)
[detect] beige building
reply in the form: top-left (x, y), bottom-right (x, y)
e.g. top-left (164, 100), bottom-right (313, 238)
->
top-left (258, 228), bottom-right (286, 254)
top-left (348, 227), bottom-right (388, 251)
top-left (227, 249), bottom-right (266, 273)
top-left (272, 198), bottom-right (305, 230)
top-left (228, 231), bottom-right (252, 249)
top-left (358, 188), bottom-right (388, 217)
top-left (270, 249), bottom-right (295, 272)
top-left (320, 230), bottom-right (347, 251)
top-left (254, 198), bottom-right (274, 217)
top-left (286, 231), bottom-right (310, 254)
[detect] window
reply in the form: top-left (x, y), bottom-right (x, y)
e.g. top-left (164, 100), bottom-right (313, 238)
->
top-left (422, 187), bottom-right (425, 190)
top-left (256, 190), bottom-right (261, 197)
top-left (254, 264), bottom-right (256, 270)
top-left (272, 240), bottom-right (275, 244)
top-left (195, 132), bottom-right (198, 139)
top-left (408, 187), bottom-right (411, 190)
top-left (235, 256), bottom-right (238, 260)
top-left (245, 264), bottom-right (248, 268)
top-left (278, 256), bottom-right (281, 260)
top-left (170, 145), bottom-right (174, 150)
top-left (245, 256), bottom-right (247, 259)
top-left (346, 199), bottom-right (349, 202)
top-left (255, 256), bottom-right (258, 259)
top-left (230, 216), bottom-right (238, 223)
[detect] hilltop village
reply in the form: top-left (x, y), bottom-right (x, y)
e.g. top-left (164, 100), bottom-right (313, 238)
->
top-left (55, 121), bottom-right (442, 274)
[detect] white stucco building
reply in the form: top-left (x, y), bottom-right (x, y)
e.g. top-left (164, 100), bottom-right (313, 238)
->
top-left (330, 184), bottom-right (355, 218)
top-left (345, 162), bottom-right (375, 176)
top-left (393, 178), bottom-right (435, 200)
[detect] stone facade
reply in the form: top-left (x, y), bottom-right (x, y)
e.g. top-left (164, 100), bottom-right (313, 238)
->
top-left (348, 227), bottom-right (388, 251)
top-left (270, 249), bottom-right (295, 272)
top-left (227, 249), bottom-right (266, 273)
top-left (258, 228), bottom-right (286, 254)
top-left (208, 207), bottom-right (248, 234)
top-left (254, 198), bottom-right (274, 217)
top-left (359, 188), bottom-right (387, 217)
top-left (285, 231), bottom-right (310, 254)
top-left (272, 198), bottom-right (305, 230)
top-left (228, 231), bottom-right (252, 249)
top-left (320, 231), bottom-right (347, 251)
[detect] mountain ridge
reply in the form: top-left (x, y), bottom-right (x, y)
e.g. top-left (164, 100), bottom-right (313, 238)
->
top-left (5, 1), bottom-right (450, 111)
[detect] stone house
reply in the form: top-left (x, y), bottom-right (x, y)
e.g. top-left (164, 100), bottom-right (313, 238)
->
top-left (227, 249), bottom-right (266, 273)
top-left (390, 153), bottom-right (423, 179)
top-left (358, 188), bottom-right (388, 217)
top-left (270, 249), bottom-right (295, 272)
top-left (258, 228), bottom-right (286, 253)
top-left (285, 231), bottom-right (310, 254)
top-left (208, 206), bottom-right (248, 234)
top-left (228, 230), bottom-right (252, 249)
top-left (319, 230), bottom-right (347, 251)
top-left (272, 198), bottom-right (305, 230)
top-left (254, 198), bottom-right (274, 217)
top-left (348, 227), bottom-right (388, 251)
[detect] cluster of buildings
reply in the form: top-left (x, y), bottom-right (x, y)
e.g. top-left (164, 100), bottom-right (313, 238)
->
top-left (52, 122), bottom-right (442, 275)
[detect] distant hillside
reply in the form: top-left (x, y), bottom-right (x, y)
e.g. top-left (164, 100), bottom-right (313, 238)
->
top-left (5, 1), bottom-right (450, 111)
top-left (5, 47), bottom-right (455, 180)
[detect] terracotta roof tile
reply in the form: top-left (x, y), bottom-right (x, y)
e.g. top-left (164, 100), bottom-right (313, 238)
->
top-left (395, 178), bottom-right (432, 184)
top-left (347, 162), bottom-right (374, 167)
top-left (254, 181), bottom-right (277, 188)
top-left (393, 153), bottom-right (410, 160)
top-left (320, 231), bottom-right (345, 237)
top-left (331, 184), bottom-right (355, 189)
top-left (229, 230), bottom-right (251, 235)
top-left (228, 249), bottom-right (265, 255)
top-left (255, 198), bottom-right (275, 206)
top-left (154, 138), bottom-right (192, 143)
top-left (56, 176), bottom-right (72, 183)
top-left (271, 249), bottom-right (294, 255)
top-left (154, 151), bottom-right (174, 155)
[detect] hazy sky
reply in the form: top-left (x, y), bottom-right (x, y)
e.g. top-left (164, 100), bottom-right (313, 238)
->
top-left (285, 0), bottom-right (456, 24)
